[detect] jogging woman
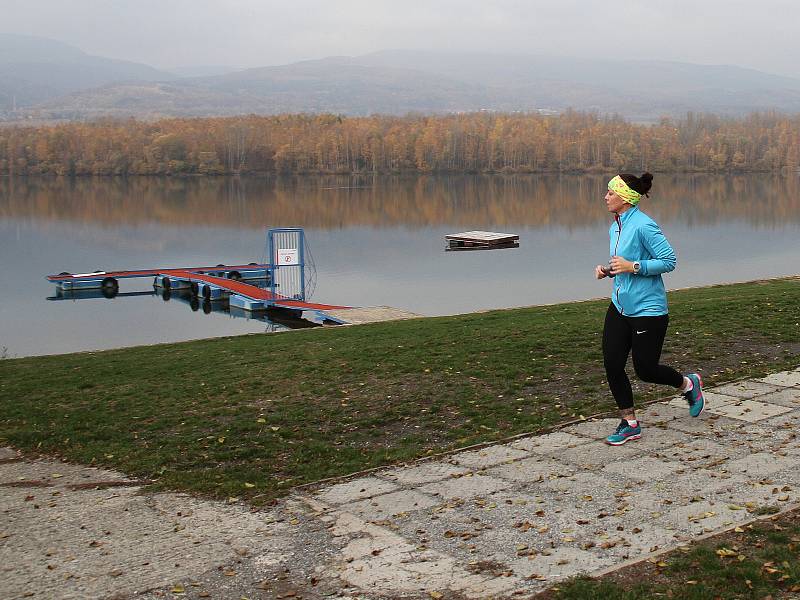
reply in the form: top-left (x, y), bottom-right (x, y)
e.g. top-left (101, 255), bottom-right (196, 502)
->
top-left (595, 172), bottom-right (705, 445)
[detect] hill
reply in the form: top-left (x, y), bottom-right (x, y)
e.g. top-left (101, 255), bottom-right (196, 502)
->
top-left (6, 44), bottom-right (800, 120)
top-left (0, 33), bottom-right (175, 110)
top-left (33, 60), bottom-right (489, 120)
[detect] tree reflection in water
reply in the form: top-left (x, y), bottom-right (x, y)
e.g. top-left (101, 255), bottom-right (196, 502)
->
top-left (2, 174), bottom-right (799, 231)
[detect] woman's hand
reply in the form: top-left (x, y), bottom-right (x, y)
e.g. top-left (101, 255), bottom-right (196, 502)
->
top-left (609, 255), bottom-right (635, 274)
top-left (595, 264), bottom-right (608, 279)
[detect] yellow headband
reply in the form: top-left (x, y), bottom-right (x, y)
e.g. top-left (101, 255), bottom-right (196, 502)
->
top-left (608, 175), bottom-right (641, 205)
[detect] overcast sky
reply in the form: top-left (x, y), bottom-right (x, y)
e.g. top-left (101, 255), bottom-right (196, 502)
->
top-left (3, 0), bottom-right (800, 78)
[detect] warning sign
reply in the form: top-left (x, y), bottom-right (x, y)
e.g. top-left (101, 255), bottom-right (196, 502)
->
top-left (277, 248), bottom-right (299, 266)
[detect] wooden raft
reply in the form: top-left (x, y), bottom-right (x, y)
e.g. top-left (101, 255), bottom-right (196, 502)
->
top-left (445, 230), bottom-right (519, 251)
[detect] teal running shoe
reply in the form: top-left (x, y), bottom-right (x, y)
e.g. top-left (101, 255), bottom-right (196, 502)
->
top-left (683, 373), bottom-right (705, 417)
top-left (605, 419), bottom-right (641, 446)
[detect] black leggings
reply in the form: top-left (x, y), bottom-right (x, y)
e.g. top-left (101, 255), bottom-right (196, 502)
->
top-left (602, 303), bottom-right (683, 410)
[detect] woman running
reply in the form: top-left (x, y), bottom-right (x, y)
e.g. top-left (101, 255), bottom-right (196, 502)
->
top-left (595, 172), bottom-right (704, 445)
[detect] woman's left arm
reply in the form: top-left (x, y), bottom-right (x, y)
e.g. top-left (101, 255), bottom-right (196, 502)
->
top-left (638, 222), bottom-right (676, 276)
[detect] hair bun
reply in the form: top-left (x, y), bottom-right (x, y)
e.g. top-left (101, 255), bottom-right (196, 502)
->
top-left (639, 172), bottom-right (653, 195)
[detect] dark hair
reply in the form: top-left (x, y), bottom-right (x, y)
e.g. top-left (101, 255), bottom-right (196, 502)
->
top-left (619, 172), bottom-right (653, 196)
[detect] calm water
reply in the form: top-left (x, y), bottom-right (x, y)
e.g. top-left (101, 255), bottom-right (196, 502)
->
top-left (1, 174), bottom-right (799, 357)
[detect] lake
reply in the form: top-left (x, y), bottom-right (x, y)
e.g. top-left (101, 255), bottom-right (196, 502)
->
top-left (1, 174), bottom-right (799, 357)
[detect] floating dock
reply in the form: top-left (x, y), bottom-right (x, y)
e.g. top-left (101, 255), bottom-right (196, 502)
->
top-left (46, 228), bottom-right (425, 329)
top-left (47, 263), bottom-right (270, 290)
top-left (47, 264), bottom-right (350, 324)
top-left (155, 270), bottom-right (351, 319)
top-left (445, 230), bottom-right (519, 251)
top-left (47, 228), bottom-right (356, 324)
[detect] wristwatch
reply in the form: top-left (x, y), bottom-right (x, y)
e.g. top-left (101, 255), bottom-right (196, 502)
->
top-left (632, 261), bottom-right (641, 274)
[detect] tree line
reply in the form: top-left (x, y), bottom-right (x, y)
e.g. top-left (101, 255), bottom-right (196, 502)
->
top-left (1, 111), bottom-right (799, 176)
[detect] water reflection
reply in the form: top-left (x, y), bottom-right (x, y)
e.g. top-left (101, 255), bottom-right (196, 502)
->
top-left (2, 174), bottom-right (800, 230)
top-left (47, 285), bottom-right (320, 332)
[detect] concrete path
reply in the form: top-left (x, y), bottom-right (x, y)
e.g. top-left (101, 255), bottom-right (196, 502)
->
top-left (323, 305), bottom-right (422, 325)
top-left (3, 366), bottom-right (800, 599)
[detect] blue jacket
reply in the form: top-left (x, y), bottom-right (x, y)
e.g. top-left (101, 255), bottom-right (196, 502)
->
top-left (608, 206), bottom-right (676, 316)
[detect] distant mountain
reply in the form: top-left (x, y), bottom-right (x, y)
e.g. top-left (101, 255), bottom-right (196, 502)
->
top-left (0, 33), bottom-right (175, 109)
top-left (8, 46), bottom-right (800, 120)
top-left (167, 65), bottom-right (242, 78)
top-left (353, 50), bottom-right (800, 117)
top-left (31, 60), bottom-right (490, 119)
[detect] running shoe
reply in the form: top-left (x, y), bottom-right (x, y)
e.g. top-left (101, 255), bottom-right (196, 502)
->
top-left (605, 419), bottom-right (641, 446)
top-left (683, 373), bottom-right (705, 417)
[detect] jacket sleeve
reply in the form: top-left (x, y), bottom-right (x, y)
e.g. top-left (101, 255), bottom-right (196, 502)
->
top-left (638, 221), bottom-right (676, 276)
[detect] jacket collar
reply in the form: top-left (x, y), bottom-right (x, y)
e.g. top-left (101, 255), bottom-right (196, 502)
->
top-left (616, 205), bottom-right (640, 225)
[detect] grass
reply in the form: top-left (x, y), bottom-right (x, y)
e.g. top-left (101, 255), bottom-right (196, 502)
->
top-left (0, 278), bottom-right (798, 503)
top-left (544, 508), bottom-right (800, 599)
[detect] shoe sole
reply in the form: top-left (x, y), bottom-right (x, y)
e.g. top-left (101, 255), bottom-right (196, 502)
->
top-left (605, 434), bottom-right (641, 446)
top-left (690, 373), bottom-right (705, 418)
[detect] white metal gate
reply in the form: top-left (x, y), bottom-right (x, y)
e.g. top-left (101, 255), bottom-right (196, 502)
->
top-left (267, 228), bottom-right (305, 301)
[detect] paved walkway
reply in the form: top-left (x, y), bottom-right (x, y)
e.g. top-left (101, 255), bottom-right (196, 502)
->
top-left (3, 367), bottom-right (800, 599)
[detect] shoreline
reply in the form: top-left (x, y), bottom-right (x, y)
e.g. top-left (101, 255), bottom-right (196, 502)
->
top-left (8, 274), bottom-right (799, 361)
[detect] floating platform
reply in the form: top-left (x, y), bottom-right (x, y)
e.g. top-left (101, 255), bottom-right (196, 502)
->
top-left (47, 263), bottom-right (270, 290)
top-left (445, 230), bottom-right (519, 251)
top-left (46, 262), bottom-right (350, 323)
top-left (158, 270), bottom-right (350, 315)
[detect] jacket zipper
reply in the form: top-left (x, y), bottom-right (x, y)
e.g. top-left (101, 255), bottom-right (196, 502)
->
top-left (614, 214), bottom-right (624, 314)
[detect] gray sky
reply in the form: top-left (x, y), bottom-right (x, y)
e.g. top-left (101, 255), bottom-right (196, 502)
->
top-left (3, 0), bottom-right (800, 77)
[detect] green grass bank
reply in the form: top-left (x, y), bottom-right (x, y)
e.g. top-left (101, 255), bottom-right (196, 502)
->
top-left (1, 278), bottom-right (798, 503)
